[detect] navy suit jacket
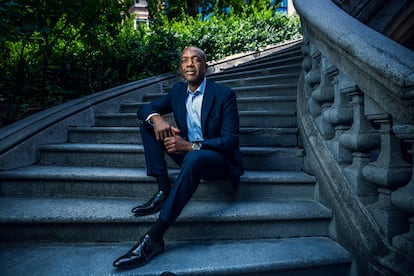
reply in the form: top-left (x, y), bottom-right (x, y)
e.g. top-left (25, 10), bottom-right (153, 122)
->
top-left (137, 79), bottom-right (244, 188)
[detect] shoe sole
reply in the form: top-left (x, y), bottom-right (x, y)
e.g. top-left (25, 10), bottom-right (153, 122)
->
top-left (132, 205), bottom-right (163, 216)
top-left (114, 246), bottom-right (165, 270)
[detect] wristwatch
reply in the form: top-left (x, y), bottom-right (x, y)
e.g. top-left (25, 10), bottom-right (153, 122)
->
top-left (192, 142), bottom-right (201, 151)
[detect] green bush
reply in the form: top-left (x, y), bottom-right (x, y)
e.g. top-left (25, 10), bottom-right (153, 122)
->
top-left (164, 7), bottom-right (301, 60)
top-left (107, 6), bottom-right (301, 85)
top-left (0, 3), bottom-right (301, 126)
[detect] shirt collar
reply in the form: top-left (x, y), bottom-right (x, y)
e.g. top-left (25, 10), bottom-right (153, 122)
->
top-left (187, 78), bottom-right (207, 96)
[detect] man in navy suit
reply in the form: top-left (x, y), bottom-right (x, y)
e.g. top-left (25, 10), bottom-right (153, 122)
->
top-left (113, 46), bottom-right (243, 269)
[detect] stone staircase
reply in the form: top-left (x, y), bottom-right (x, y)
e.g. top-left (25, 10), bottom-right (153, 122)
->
top-left (0, 42), bottom-right (352, 275)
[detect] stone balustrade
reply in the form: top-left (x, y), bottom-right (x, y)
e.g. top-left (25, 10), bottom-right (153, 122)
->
top-left (294, 0), bottom-right (414, 274)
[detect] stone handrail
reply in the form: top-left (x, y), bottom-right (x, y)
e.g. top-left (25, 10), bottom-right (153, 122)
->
top-left (294, 0), bottom-right (414, 274)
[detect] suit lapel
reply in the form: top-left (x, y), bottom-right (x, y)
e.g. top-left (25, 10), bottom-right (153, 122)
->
top-left (174, 83), bottom-right (189, 137)
top-left (201, 80), bottom-right (215, 133)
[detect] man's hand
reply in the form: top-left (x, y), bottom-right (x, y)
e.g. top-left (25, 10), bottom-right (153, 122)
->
top-left (151, 115), bottom-right (173, 141)
top-left (164, 127), bottom-right (193, 153)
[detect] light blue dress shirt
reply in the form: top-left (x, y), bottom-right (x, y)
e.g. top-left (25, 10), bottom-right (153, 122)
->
top-left (186, 78), bottom-right (206, 142)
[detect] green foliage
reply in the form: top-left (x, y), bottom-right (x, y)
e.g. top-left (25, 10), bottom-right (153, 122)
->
top-left (164, 6), bottom-right (301, 60)
top-left (0, 1), bottom-right (301, 126)
top-left (0, 0), bottom-right (128, 125)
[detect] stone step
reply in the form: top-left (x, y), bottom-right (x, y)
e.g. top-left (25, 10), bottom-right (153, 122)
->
top-left (38, 144), bottom-right (303, 170)
top-left (0, 166), bottom-right (315, 199)
top-left (240, 127), bottom-right (298, 147)
top-left (216, 72), bottom-right (300, 87)
top-left (244, 47), bottom-right (303, 63)
top-left (233, 83), bottom-right (298, 97)
top-left (211, 63), bottom-right (304, 81)
top-left (216, 55), bottom-right (303, 74)
top-left (0, 237), bottom-right (352, 276)
top-left (221, 48), bottom-right (303, 72)
top-left (242, 146), bottom-right (303, 171)
top-left (239, 110), bottom-right (297, 128)
top-left (120, 95), bottom-right (297, 113)
top-left (94, 113), bottom-right (141, 127)
top-left (237, 96), bottom-right (296, 111)
top-left (67, 126), bottom-right (298, 147)
top-left (142, 83), bottom-right (298, 103)
top-left (119, 102), bottom-right (146, 113)
top-left (247, 45), bottom-right (302, 60)
top-left (0, 196), bottom-right (332, 243)
top-left (68, 126), bottom-right (141, 144)
top-left (94, 110), bottom-right (297, 128)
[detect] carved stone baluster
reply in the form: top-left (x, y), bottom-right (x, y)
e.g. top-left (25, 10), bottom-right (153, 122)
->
top-left (391, 124), bottom-right (414, 259)
top-left (304, 48), bottom-right (321, 118)
top-left (312, 57), bottom-right (334, 105)
top-left (362, 114), bottom-right (411, 242)
top-left (339, 88), bottom-right (379, 199)
top-left (301, 39), bottom-right (313, 99)
top-left (313, 57), bottom-right (335, 140)
top-left (324, 71), bottom-right (353, 164)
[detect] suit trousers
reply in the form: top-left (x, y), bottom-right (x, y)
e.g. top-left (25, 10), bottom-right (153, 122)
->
top-left (140, 124), bottom-right (231, 225)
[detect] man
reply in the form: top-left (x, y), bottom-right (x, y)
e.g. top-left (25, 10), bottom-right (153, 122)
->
top-left (113, 46), bottom-right (243, 269)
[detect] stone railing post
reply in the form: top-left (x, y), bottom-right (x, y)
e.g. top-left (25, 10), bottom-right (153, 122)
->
top-left (339, 88), bottom-right (379, 199)
top-left (301, 39), bottom-right (314, 100)
top-left (304, 46), bottom-right (321, 118)
top-left (391, 124), bottom-right (414, 259)
top-left (312, 57), bottom-right (335, 140)
top-left (323, 72), bottom-right (354, 164)
top-left (362, 107), bottom-right (411, 241)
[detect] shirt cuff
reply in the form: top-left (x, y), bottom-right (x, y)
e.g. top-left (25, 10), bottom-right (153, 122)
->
top-left (145, 113), bottom-right (160, 126)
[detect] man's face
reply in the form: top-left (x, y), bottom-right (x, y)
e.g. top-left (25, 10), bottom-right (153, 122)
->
top-left (180, 47), bottom-right (208, 90)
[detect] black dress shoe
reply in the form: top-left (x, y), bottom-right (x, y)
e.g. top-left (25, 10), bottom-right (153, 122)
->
top-left (131, 190), bottom-right (167, 216)
top-left (113, 234), bottom-right (164, 269)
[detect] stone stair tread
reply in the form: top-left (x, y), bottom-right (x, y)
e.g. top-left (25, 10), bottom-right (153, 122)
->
top-left (0, 165), bottom-right (315, 183)
top-left (210, 64), bottom-right (302, 79)
top-left (239, 95), bottom-right (297, 101)
top-left (67, 126), bottom-right (298, 146)
top-left (0, 196), bottom-right (331, 223)
top-left (37, 144), bottom-right (302, 170)
top-left (39, 143), bottom-right (301, 153)
top-left (242, 146), bottom-right (302, 154)
top-left (0, 165), bottom-right (152, 181)
top-left (96, 113), bottom-right (140, 119)
top-left (69, 126), bottom-right (298, 132)
top-left (135, 88), bottom-right (299, 102)
top-left (241, 127), bottom-right (297, 133)
top-left (218, 71), bottom-right (300, 81)
top-left (0, 237), bottom-right (351, 276)
top-left (228, 45), bottom-right (303, 64)
top-left (96, 109), bottom-right (297, 118)
top-left (0, 166), bottom-right (315, 200)
top-left (40, 143), bottom-right (145, 152)
top-left (216, 76), bottom-right (300, 87)
top-left (240, 110), bottom-right (296, 115)
top-left (69, 126), bottom-right (140, 132)
top-left (121, 95), bottom-right (298, 105)
top-left (232, 83), bottom-right (297, 90)
top-left (219, 56), bottom-right (303, 73)
top-left (67, 126), bottom-right (298, 145)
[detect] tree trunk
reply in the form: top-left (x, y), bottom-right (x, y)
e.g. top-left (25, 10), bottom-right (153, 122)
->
top-left (187, 0), bottom-right (199, 17)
